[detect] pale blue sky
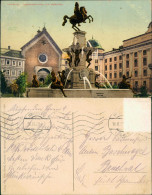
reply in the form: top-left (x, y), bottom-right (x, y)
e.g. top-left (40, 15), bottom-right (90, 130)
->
top-left (1, 0), bottom-right (151, 51)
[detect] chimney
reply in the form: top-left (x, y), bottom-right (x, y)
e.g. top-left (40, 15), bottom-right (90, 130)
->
top-left (8, 46), bottom-right (11, 50)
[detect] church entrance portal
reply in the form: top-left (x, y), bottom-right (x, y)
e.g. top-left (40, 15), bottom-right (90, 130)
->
top-left (37, 68), bottom-right (50, 83)
top-left (39, 77), bottom-right (45, 83)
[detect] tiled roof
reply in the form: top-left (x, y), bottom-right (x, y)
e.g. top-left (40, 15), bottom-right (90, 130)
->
top-left (21, 27), bottom-right (62, 55)
top-left (0, 48), bottom-right (24, 58)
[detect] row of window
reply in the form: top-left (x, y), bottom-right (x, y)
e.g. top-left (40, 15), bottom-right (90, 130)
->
top-left (105, 56), bottom-right (122, 63)
top-left (105, 63), bottom-right (122, 70)
top-left (134, 81), bottom-right (147, 87)
top-left (105, 72), bottom-right (122, 79)
top-left (105, 58), bottom-right (147, 70)
top-left (109, 80), bottom-right (147, 87)
top-left (2, 69), bottom-right (22, 76)
top-left (104, 50), bottom-right (147, 63)
top-left (1, 59), bottom-right (23, 67)
top-left (105, 69), bottom-right (148, 79)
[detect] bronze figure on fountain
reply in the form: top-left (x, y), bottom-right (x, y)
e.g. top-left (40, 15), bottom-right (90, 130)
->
top-left (66, 51), bottom-right (72, 67)
top-left (62, 2), bottom-right (93, 31)
top-left (86, 50), bottom-right (93, 68)
top-left (118, 75), bottom-right (132, 89)
top-left (71, 48), bottom-right (82, 67)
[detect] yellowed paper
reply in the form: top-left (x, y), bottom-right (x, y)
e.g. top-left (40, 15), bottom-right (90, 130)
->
top-left (1, 98), bottom-right (151, 194)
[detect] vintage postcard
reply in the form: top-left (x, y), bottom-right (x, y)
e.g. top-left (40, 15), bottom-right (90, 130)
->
top-left (0, 0), bottom-right (152, 98)
top-left (0, 0), bottom-right (152, 194)
top-left (0, 98), bottom-right (151, 194)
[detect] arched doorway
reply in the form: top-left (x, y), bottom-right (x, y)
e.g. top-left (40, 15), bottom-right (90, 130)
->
top-left (37, 68), bottom-right (50, 83)
top-left (39, 77), bottom-right (45, 83)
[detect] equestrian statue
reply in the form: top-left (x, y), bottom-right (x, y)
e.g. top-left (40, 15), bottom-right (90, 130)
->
top-left (62, 2), bottom-right (93, 31)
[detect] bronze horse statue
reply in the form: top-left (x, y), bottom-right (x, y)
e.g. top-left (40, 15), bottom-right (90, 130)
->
top-left (62, 2), bottom-right (93, 31)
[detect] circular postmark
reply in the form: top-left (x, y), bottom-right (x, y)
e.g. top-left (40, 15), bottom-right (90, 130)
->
top-left (23, 115), bottom-right (52, 136)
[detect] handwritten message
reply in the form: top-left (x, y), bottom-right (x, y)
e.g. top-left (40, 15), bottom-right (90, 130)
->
top-left (1, 99), bottom-right (151, 194)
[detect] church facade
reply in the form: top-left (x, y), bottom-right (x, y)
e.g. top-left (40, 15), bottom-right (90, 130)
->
top-left (21, 27), bottom-right (62, 83)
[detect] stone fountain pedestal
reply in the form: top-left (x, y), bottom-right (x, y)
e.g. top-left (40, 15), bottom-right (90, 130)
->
top-left (71, 68), bottom-right (95, 89)
top-left (26, 88), bottom-right (133, 98)
top-left (63, 31), bottom-right (96, 89)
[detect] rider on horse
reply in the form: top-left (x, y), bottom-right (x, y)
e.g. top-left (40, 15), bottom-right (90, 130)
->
top-left (62, 2), bottom-right (93, 31)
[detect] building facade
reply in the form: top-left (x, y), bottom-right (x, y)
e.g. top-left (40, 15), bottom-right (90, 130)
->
top-left (0, 46), bottom-right (25, 84)
top-left (21, 27), bottom-right (62, 83)
top-left (102, 22), bottom-right (152, 92)
top-left (99, 22), bottom-right (151, 92)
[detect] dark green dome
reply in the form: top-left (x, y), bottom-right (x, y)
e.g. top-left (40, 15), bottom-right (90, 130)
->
top-left (87, 39), bottom-right (104, 50)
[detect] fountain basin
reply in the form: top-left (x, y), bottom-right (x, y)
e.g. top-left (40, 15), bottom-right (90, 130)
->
top-left (26, 88), bottom-right (133, 98)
